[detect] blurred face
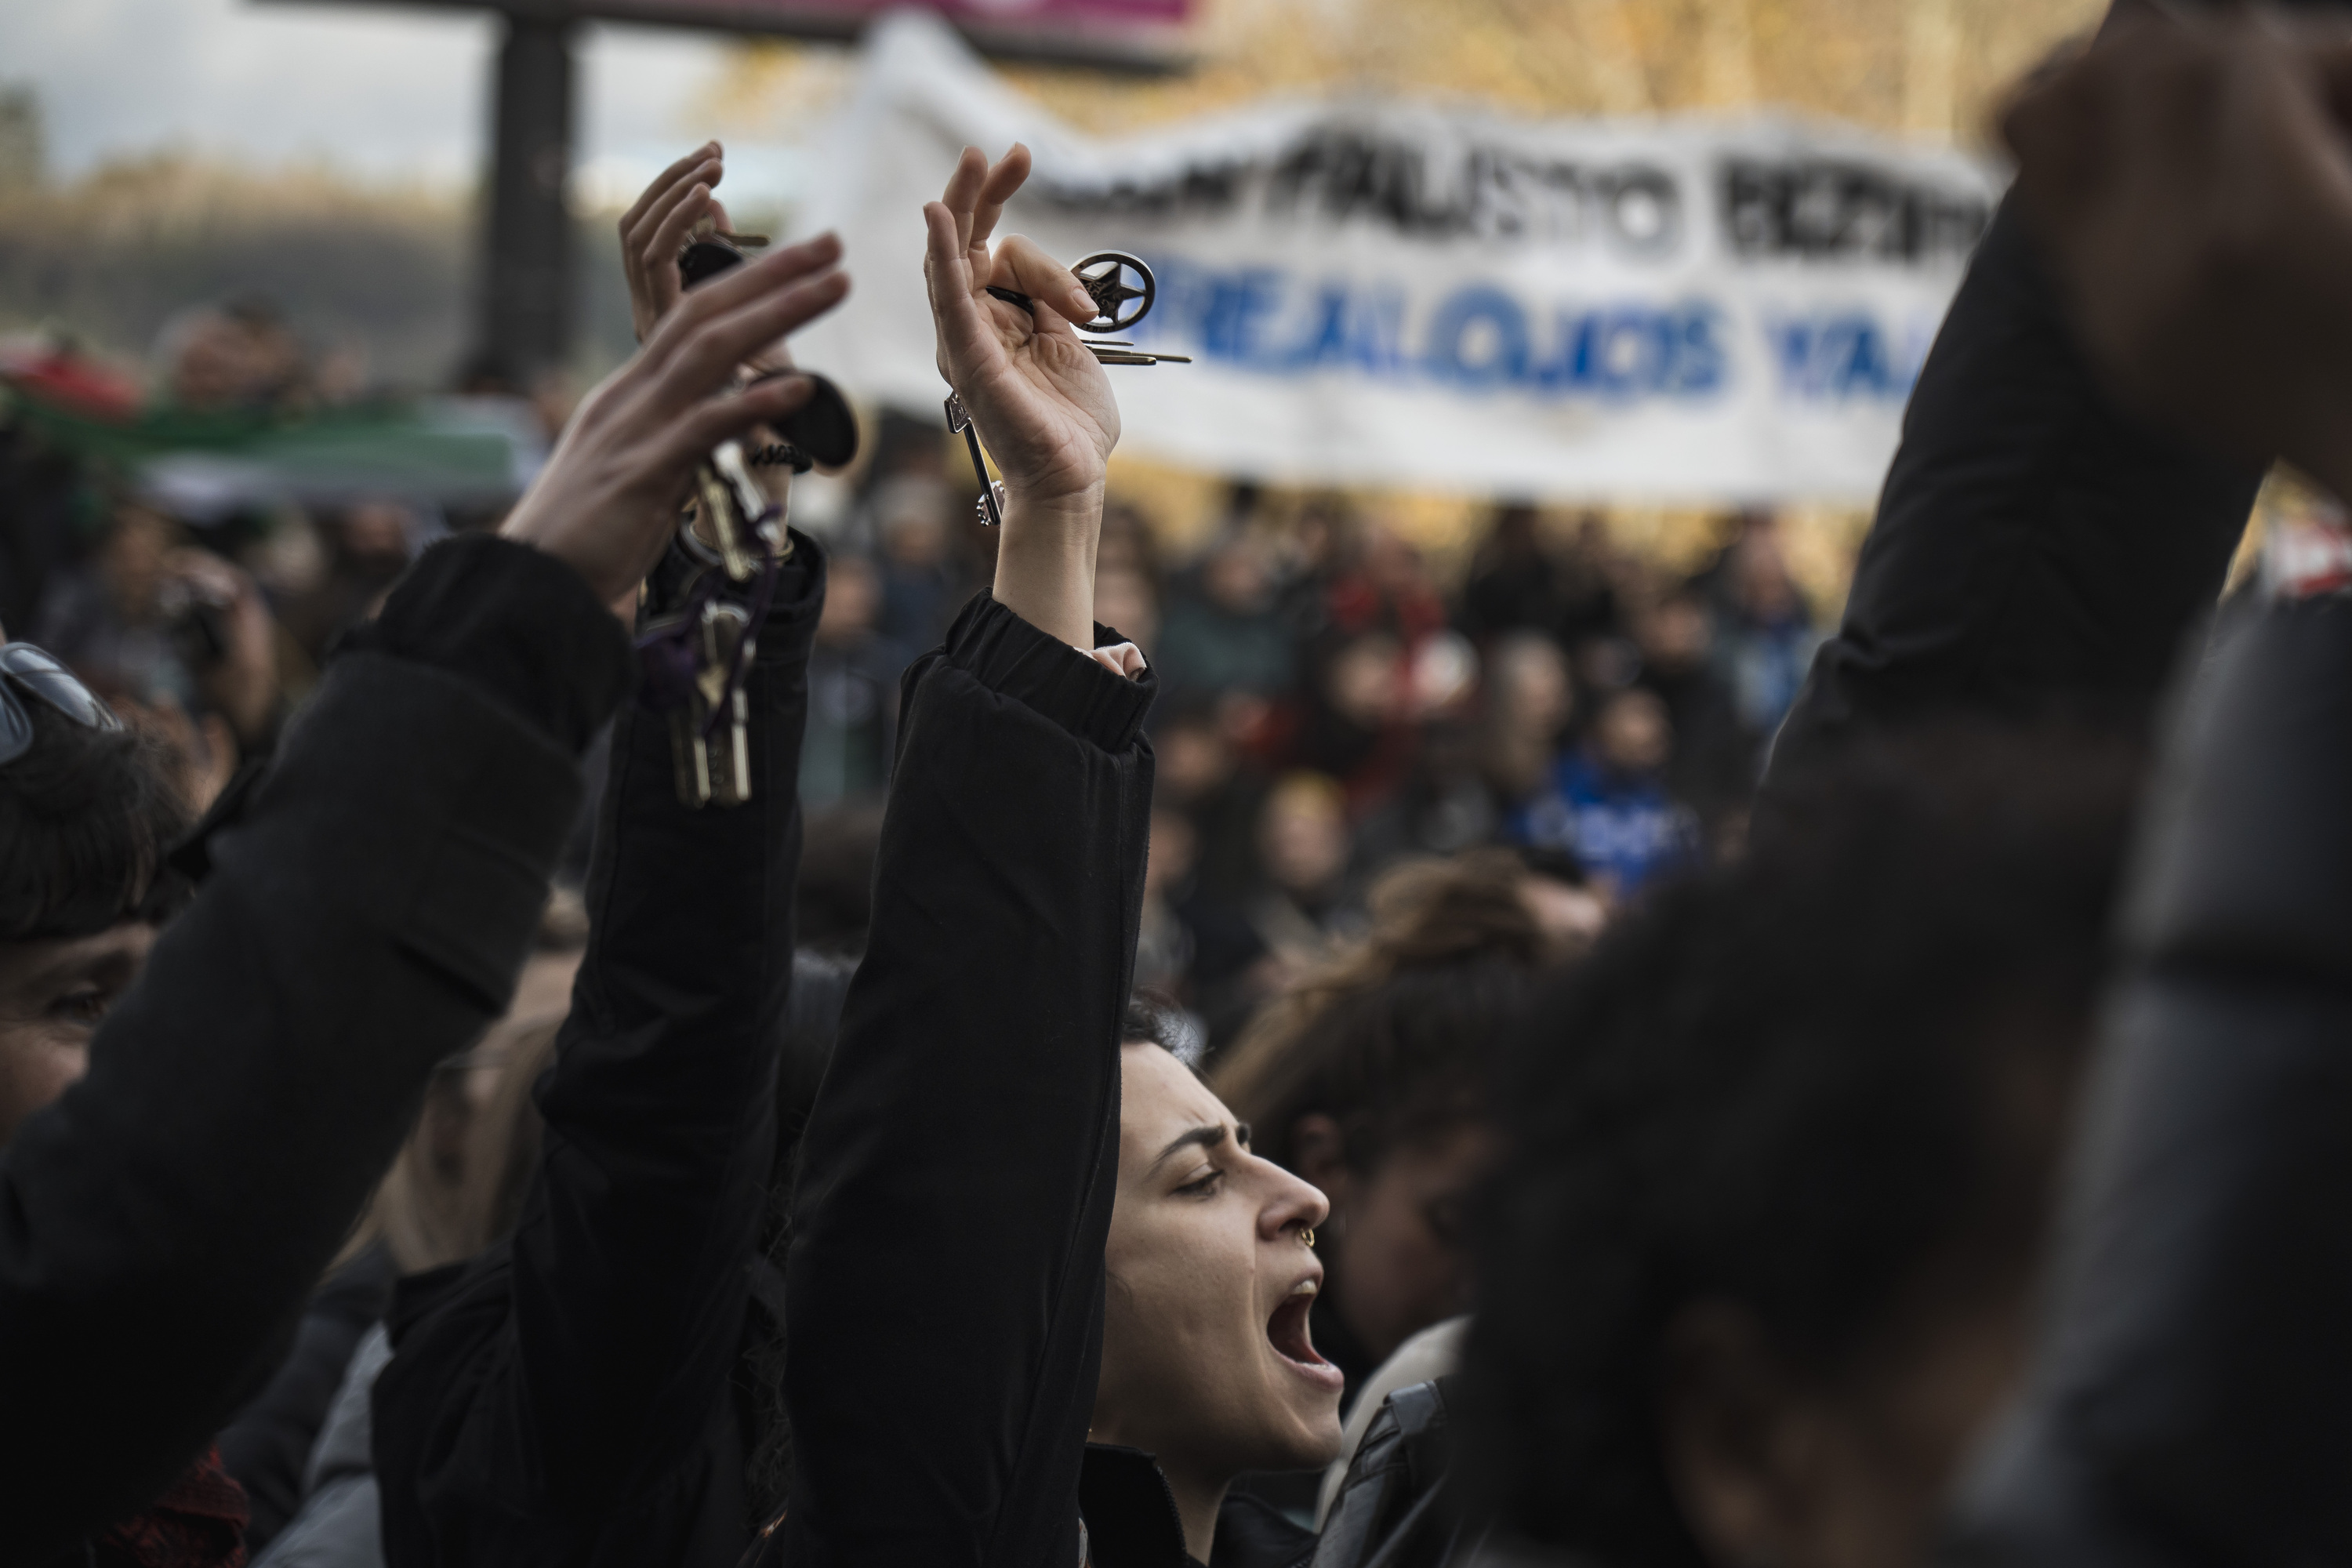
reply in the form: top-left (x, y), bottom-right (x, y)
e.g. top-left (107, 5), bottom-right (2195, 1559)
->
top-left (1733, 539), bottom-right (1799, 620)
top-left (1203, 540), bottom-right (1269, 612)
top-left (1326, 637), bottom-right (1403, 729)
top-left (818, 556), bottom-right (881, 645)
top-left (1294, 1116), bottom-right (1494, 1365)
top-left (1155, 721), bottom-right (1232, 803)
top-left (1494, 640), bottom-right (1572, 739)
top-left (1260, 786), bottom-right (1349, 896)
top-left (1094, 1044), bottom-right (1344, 1483)
top-left (103, 507), bottom-right (175, 621)
top-left (0, 922), bottom-right (156, 1144)
top-left (883, 507), bottom-right (947, 569)
top-left (1094, 564), bottom-right (1160, 650)
top-left (1640, 598), bottom-right (1711, 670)
top-left (1146, 808), bottom-right (1198, 901)
top-left (1598, 691), bottom-right (1671, 775)
top-left (339, 501), bottom-right (412, 567)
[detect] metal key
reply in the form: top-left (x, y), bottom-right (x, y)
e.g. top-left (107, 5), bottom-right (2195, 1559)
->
top-left (692, 441), bottom-right (769, 583)
top-left (696, 600), bottom-right (755, 808)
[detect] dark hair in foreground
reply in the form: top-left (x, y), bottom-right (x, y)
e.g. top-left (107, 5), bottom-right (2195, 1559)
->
top-left (1457, 724), bottom-right (2143, 1564)
top-left (0, 701), bottom-right (191, 942)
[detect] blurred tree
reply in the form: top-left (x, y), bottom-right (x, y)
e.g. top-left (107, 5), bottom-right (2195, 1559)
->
top-left (0, 86), bottom-right (44, 191)
top-left (705, 0), bottom-right (2101, 148)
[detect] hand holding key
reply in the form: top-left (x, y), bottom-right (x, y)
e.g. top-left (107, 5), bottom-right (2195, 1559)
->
top-left (924, 143), bottom-right (1120, 521)
top-left (501, 230), bottom-right (850, 618)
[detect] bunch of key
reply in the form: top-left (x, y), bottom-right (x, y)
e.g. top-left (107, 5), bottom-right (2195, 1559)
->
top-left (637, 441), bottom-right (783, 810)
top-left (640, 227), bottom-right (864, 808)
top-left (953, 251), bottom-right (1189, 528)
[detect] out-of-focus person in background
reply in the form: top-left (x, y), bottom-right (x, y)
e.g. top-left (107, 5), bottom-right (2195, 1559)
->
top-left (157, 298), bottom-right (313, 417)
top-left (1632, 586), bottom-right (1755, 852)
top-left (1513, 684), bottom-right (1697, 897)
top-left (1266, 629), bottom-right (1414, 811)
top-left (1158, 525), bottom-right (1295, 709)
top-left (871, 474), bottom-right (964, 651)
top-left (227, 1003), bottom-right (569, 1568)
top-left (1712, 517), bottom-right (1823, 749)
top-left (31, 495), bottom-right (283, 808)
top-left (1476, 631), bottom-right (1576, 822)
top-left (1248, 769), bottom-right (1367, 975)
top-left (276, 497), bottom-right (427, 667)
top-left (800, 550), bottom-right (908, 808)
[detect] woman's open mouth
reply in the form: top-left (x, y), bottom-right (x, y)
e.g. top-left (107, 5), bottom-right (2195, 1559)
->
top-left (1267, 1282), bottom-right (1345, 1391)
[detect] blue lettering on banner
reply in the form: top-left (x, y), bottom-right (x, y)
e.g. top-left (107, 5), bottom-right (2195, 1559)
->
top-left (1136, 253), bottom-right (1919, 408)
top-left (1763, 311), bottom-right (1933, 403)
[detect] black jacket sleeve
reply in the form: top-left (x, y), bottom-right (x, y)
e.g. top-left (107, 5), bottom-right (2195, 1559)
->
top-left (1940, 595), bottom-right (2352, 1568)
top-left (780, 593), bottom-right (1155, 1568)
top-left (372, 537), bottom-right (824, 1566)
top-left (1763, 194), bottom-right (2258, 786)
top-left (0, 534), bottom-right (630, 1563)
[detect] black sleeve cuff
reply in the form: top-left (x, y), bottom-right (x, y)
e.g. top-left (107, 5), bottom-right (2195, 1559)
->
top-left (340, 534), bottom-right (635, 754)
top-left (940, 590), bottom-right (1156, 753)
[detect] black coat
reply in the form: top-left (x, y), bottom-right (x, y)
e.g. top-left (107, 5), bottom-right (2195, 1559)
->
top-left (1939, 593), bottom-right (2352, 1565)
top-left (775, 591), bottom-right (1156, 1568)
top-left (372, 535), bottom-right (826, 1567)
top-left (0, 535), bottom-right (630, 1566)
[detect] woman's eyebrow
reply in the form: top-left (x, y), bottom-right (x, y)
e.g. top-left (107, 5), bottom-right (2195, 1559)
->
top-left (1151, 1123), bottom-right (1231, 1170)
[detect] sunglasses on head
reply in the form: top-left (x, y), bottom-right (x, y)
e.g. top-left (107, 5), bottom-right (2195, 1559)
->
top-left (0, 644), bottom-right (125, 768)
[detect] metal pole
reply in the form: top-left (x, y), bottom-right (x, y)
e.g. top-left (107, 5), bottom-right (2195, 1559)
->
top-left (478, 5), bottom-right (575, 383)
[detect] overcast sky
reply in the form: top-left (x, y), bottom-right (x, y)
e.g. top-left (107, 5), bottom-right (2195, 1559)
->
top-left (4, 0), bottom-right (805, 205)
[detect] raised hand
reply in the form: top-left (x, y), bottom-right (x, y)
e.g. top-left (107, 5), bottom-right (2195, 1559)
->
top-left (924, 143), bottom-right (1121, 651)
top-left (2004, 9), bottom-right (2352, 499)
top-left (619, 142), bottom-right (733, 344)
top-left (501, 232), bottom-right (850, 616)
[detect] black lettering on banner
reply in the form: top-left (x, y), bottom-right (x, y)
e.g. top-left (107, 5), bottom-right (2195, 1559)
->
top-left (1719, 157), bottom-right (1990, 264)
top-left (1034, 125), bottom-right (1685, 257)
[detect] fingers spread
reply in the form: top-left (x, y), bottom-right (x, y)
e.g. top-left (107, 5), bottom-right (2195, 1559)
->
top-left (969, 142), bottom-right (1033, 249)
top-left (994, 234), bottom-right (1097, 325)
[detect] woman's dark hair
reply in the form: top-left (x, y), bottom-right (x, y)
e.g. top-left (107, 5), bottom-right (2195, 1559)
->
top-left (1123, 989), bottom-right (1200, 1064)
top-left (0, 699), bottom-right (191, 942)
top-left (1212, 848), bottom-right (1561, 1174)
top-left (1457, 724), bottom-right (2143, 1564)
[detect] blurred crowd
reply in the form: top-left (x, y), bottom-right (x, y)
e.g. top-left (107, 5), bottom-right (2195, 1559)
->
top-left (5, 311), bottom-right (1828, 1062)
top-left (20, 11), bottom-right (2352, 1568)
top-left (857, 470), bottom-right (1825, 1047)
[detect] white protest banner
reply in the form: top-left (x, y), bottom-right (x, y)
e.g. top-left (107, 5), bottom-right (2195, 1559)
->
top-left (791, 12), bottom-right (2006, 503)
